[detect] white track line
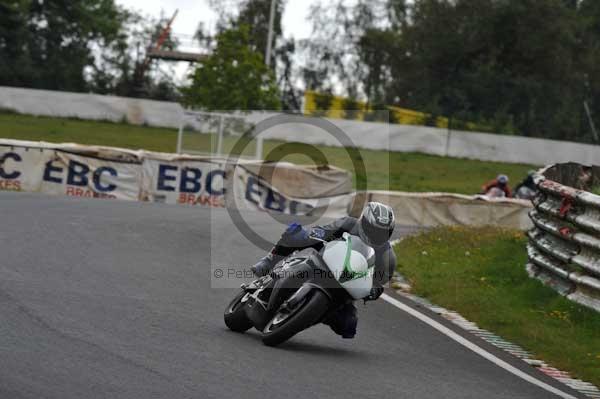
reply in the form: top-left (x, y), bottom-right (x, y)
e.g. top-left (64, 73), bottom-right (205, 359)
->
top-left (381, 293), bottom-right (578, 399)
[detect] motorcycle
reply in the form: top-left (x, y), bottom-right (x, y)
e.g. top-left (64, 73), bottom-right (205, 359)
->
top-left (484, 186), bottom-right (506, 198)
top-left (514, 185), bottom-right (537, 200)
top-left (224, 232), bottom-right (375, 346)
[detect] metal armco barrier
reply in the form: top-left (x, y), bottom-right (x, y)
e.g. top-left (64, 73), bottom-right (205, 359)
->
top-left (527, 163), bottom-right (600, 312)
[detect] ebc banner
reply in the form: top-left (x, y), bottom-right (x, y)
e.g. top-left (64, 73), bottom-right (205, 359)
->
top-left (40, 150), bottom-right (141, 200)
top-left (231, 165), bottom-right (351, 217)
top-left (0, 144), bottom-right (52, 193)
top-left (141, 157), bottom-right (226, 207)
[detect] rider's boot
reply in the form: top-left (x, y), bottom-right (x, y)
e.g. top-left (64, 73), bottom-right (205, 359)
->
top-left (323, 303), bottom-right (358, 339)
top-left (251, 251), bottom-right (284, 277)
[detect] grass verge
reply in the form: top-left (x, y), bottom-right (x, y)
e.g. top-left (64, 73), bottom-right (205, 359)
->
top-left (394, 226), bottom-right (600, 387)
top-left (0, 112), bottom-right (535, 194)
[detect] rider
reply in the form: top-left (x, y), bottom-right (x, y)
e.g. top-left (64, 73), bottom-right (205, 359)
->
top-left (251, 202), bottom-right (397, 339)
top-left (481, 174), bottom-right (512, 198)
top-left (514, 170), bottom-right (537, 199)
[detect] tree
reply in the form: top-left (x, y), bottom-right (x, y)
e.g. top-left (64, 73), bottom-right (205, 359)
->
top-left (276, 38), bottom-right (302, 110)
top-left (235, 0), bottom-right (299, 109)
top-left (90, 11), bottom-right (181, 100)
top-left (301, 0), bottom-right (397, 103)
top-left (236, 0), bottom-right (283, 67)
top-left (578, 0), bottom-right (600, 142)
top-left (0, 0), bottom-right (127, 92)
top-left (0, 1), bottom-right (180, 100)
top-left (208, 0), bottom-right (302, 109)
top-left (209, 0), bottom-right (284, 66)
top-left (0, 1), bottom-right (33, 87)
top-left (182, 26), bottom-right (280, 110)
top-left (391, 0), bottom-right (583, 140)
top-left (305, 0), bottom-right (597, 142)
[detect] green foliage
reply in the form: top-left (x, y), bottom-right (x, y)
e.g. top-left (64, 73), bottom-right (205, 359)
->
top-left (310, 92), bottom-right (334, 116)
top-left (0, 1), bottom-right (180, 100)
top-left (235, 0), bottom-right (284, 66)
top-left (342, 97), bottom-right (362, 120)
top-left (182, 26), bottom-right (280, 111)
top-left (0, 0), bottom-right (127, 92)
top-left (306, 0), bottom-right (600, 143)
top-left (208, 0), bottom-right (301, 110)
top-left (395, 226), bottom-right (600, 386)
top-left (209, 0), bottom-right (284, 60)
top-left (91, 12), bottom-right (181, 100)
top-left (0, 112), bottom-right (179, 152)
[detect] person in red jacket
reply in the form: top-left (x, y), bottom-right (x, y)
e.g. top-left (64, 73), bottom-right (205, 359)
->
top-left (481, 174), bottom-right (512, 198)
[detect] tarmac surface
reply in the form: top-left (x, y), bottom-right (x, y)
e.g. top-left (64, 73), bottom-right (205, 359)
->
top-left (0, 192), bottom-right (584, 398)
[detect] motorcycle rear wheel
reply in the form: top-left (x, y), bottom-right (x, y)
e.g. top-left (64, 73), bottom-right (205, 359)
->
top-left (261, 290), bottom-right (329, 347)
top-left (224, 290), bottom-right (253, 332)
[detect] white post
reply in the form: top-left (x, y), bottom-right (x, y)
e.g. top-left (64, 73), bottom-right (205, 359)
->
top-left (177, 121), bottom-right (184, 153)
top-left (216, 114), bottom-right (224, 156)
top-left (265, 0), bottom-right (276, 67)
top-left (255, 136), bottom-right (264, 160)
top-left (584, 101), bottom-right (599, 143)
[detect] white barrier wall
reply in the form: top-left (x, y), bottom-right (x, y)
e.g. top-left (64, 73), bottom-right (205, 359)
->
top-left (0, 86), bottom-right (184, 128)
top-left (445, 130), bottom-right (600, 166)
top-left (250, 113), bottom-right (600, 166)
top-left (2, 86), bottom-right (599, 165)
top-left (350, 191), bottom-right (533, 230)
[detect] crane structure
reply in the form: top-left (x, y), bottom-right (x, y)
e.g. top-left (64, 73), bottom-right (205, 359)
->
top-left (132, 9), bottom-right (207, 95)
top-left (145, 10), bottom-right (207, 64)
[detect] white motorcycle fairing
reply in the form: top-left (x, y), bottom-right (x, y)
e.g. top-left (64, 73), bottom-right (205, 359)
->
top-left (322, 233), bottom-right (375, 300)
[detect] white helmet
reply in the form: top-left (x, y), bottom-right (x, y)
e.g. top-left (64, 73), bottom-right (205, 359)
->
top-left (357, 202), bottom-right (395, 247)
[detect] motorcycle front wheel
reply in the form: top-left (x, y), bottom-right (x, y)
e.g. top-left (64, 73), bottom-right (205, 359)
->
top-left (224, 290), bottom-right (253, 332)
top-left (261, 290), bottom-right (330, 347)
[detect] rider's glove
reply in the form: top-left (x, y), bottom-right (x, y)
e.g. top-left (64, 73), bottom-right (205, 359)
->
top-left (308, 227), bottom-right (335, 242)
top-left (365, 285), bottom-right (384, 301)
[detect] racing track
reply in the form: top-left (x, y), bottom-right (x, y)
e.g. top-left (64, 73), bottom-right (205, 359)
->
top-left (0, 192), bottom-right (585, 398)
